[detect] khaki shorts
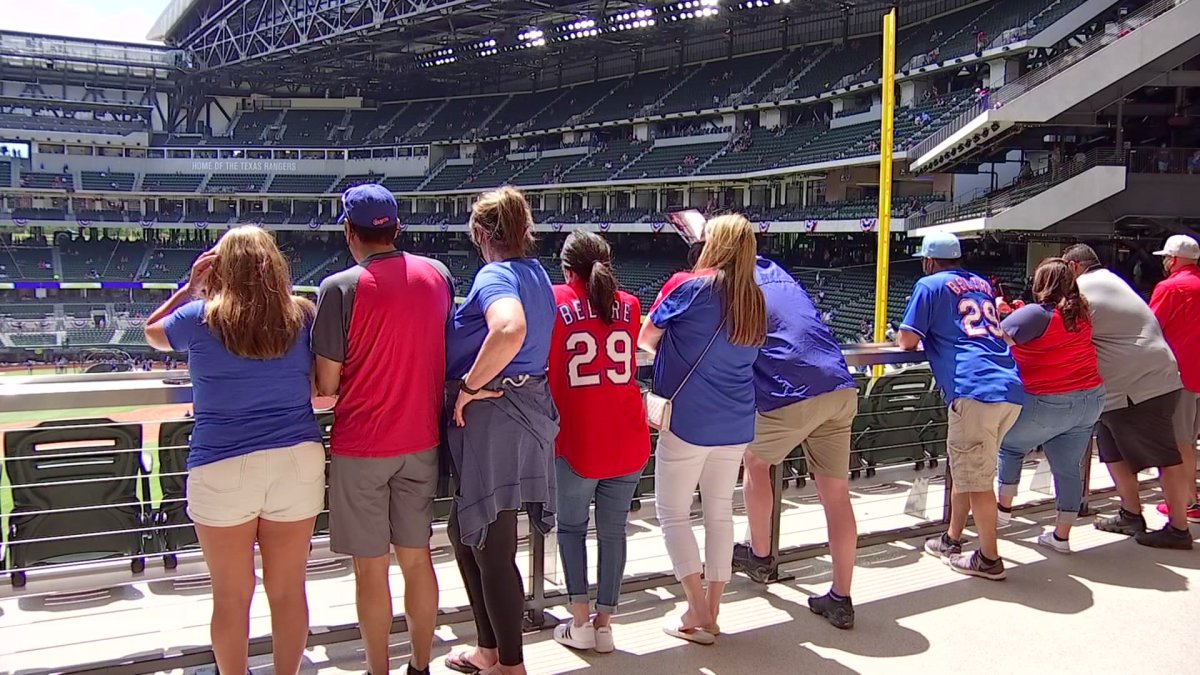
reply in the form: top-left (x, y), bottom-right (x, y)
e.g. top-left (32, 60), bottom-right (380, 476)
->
top-left (329, 449), bottom-right (438, 557)
top-left (947, 398), bottom-right (1021, 493)
top-left (1174, 390), bottom-right (1200, 446)
top-left (746, 387), bottom-right (858, 477)
top-left (187, 441), bottom-right (326, 528)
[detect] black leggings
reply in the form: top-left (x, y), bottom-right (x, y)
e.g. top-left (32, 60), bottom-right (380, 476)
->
top-left (448, 506), bottom-right (525, 666)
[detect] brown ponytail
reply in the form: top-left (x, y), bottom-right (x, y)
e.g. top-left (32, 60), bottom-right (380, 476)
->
top-left (561, 230), bottom-right (619, 324)
top-left (470, 185), bottom-right (535, 257)
top-left (1033, 257), bottom-right (1091, 332)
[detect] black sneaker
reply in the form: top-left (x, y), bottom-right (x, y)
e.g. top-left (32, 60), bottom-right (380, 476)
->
top-left (923, 533), bottom-right (962, 559)
top-left (946, 551), bottom-right (1006, 580)
top-left (808, 592), bottom-right (855, 629)
top-left (732, 542), bottom-right (775, 583)
top-left (1094, 508), bottom-right (1146, 536)
top-left (1134, 524), bottom-right (1194, 550)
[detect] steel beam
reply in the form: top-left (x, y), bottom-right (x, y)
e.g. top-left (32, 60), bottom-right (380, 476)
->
top-left (186, 0), bottom-right (475, 72)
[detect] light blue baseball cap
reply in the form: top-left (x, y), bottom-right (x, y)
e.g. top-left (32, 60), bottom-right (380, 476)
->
top-left (913, 231), bottom-right (962, 259)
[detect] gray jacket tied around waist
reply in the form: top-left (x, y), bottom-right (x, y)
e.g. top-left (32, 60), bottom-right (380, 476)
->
top-left (443, 375), bottom-right (559, 548)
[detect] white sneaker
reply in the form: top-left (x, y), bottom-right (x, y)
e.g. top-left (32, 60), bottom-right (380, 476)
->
top-left (554, 621), bottom-right (597, 651)
top-left (1037, 531), bottom-right (1071, 554)
top-left (594, 626), bottom-right (614, 653)
top-left (997, 506), bottom-right (1012, 527)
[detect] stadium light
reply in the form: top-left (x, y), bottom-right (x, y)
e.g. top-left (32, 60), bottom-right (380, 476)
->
top-left (731, 0), bottom-right (790, 8)
top-left (418, 47), bottom-right (457, 68)
top-left (609, 7), bottom-right (657, 31)
top-left (555, 18), bottom-right (601, 41)
top-left (661, 0), bottom-right (722, 22)
top-left (468, 38), bottom-right (498, 58)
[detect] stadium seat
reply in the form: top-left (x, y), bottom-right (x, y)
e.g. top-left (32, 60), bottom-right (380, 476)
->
top-left (854, 370), bottom-right (936, 473)
top-left (4, 418), bottom-right (148, 587)
top-left (154, 421), bottom-right (197, 558)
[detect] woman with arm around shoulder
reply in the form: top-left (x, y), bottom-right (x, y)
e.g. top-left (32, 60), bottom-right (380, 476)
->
top-left (996, 257), bottom-right (1106, 553)
top-left (443, 186), bottom-right (559, 675)
top-left (143, 226), bottom-right (324, 675)
top-left (638, 214), bottom-right (766, 644)
top-left (547, 231), bottom-right (651, 653)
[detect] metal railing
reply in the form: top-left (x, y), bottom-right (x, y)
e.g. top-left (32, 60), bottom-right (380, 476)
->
top-left (1127, 145), bottom-right (1200, 174)
top-left (907, 0), bottom-right (1191, 165)
top-left (0, 346), bottom-right (1150, 674)
top-left (906, 148), bottom-right (1127, 230)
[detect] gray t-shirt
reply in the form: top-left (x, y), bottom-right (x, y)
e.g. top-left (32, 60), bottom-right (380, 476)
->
top-left (1076, 268), bottom-right (1181, 411)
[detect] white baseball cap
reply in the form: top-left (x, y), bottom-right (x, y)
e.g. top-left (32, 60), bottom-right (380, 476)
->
top-left (1152, 234), bottom-right (1200, 259)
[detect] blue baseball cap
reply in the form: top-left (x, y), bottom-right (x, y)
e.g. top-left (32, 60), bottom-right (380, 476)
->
top-left (339, 183), bottom-right (398, 228)
top-left (913, 231), bottom-right (962, 259)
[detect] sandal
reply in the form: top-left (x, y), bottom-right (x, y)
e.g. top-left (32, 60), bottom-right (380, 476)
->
top-left (662, 621), bottom-right (716, 645)
top-left (444, 650), bottom-right (488, 674)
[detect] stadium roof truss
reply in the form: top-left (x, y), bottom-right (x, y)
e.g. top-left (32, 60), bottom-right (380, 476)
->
top-left (167, 0), bottom-right (863, 95)
top-left (178, 0), bottom-right (614, 72)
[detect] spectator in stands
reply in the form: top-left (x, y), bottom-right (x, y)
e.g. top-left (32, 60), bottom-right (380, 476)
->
top-left (639, 214), bottom-right (766, 644)
top-left (1148, 235), bottom-right (1200, 523)
top-left (443, 186), bottom-right (557, 675)
top-left (995, 258), bottom-right (1106, 553)
top-left (734, 254), bottom-right (859, 628)
top-left (312, 185), bottom-right (452, 675)
top-left (1156, 144), bottom-right (1171, 173)
top-left (1063, 244), bottom-right (1193, 549)
top-left (898, 232), bottom-right (1023, 580)
top-left (143, 226), bottom-right (323, 675)
top-left (547, 231), bottom-right (650, 654)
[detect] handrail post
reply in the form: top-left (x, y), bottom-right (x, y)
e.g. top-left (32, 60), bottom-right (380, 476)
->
top-left (523, 518), bottom-right (548, 630)
top-left (1079, 437), bottom-right (1096, 517)
top-left (941, 453), bottom-right (954, 524)
top-left (765, 460), bottom-right (794, 583)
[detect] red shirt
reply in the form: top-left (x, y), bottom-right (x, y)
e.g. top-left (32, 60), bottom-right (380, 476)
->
top-left (548, 282), bottom-right (650, 479)
top-left (1008, 306), bottom-right (1104, 396)
top-left (312, 251), bottom-right (453, 457)
top-left (1150, 264), bottom-right (1200, 393)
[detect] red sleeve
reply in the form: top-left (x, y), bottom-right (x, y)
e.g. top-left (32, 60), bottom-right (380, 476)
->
top-left (649, 271), bottom-right (698, 314)
top-left (1149, 282), bottom-right (1172, 327)
top-left (625, 292), bottom-right (643, 346)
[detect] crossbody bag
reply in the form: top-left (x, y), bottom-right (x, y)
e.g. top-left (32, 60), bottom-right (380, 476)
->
top-left (644, 320), bottom-right (726, 432)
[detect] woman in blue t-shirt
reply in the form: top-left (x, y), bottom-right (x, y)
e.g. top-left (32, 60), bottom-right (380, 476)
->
top-left (443, 186), bottom-right (558, 675)
top-left (144, 226), bottom-right (322, 675)
top-left (639, 214), bottom-right (766, 645)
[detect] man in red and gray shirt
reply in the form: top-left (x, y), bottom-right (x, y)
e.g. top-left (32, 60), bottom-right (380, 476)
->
top-left (313, 184), bottom-right (452, 675)
top-left (1150, 234), bottom-right (1200, 523)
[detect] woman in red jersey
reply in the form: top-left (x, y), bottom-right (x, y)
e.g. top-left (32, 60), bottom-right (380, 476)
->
top-left (996, 257), bottom-right (1106, 554)
top-left (547, 231), bottom-right (651, 654)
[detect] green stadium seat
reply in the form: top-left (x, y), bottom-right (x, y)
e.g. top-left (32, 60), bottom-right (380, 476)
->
top-left (4, 418), bottom-right (148, 586)
top-left (855, 370), bottom-right (936, 473)
top-left (155, 421), bottom-right (197, 559)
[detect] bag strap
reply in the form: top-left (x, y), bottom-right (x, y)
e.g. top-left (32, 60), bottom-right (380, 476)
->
top-left (669, 319), bottom-right (727, 402)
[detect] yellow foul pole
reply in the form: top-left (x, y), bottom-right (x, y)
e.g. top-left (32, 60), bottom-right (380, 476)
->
top-left (872, 8), bottom-right (897, 376)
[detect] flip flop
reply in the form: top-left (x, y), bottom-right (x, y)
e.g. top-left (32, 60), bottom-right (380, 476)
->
top-left (662, 621), bottom-right (716, 645)
top-left (703, 624), bottom-right (721, 636)
top-left (444, 650), bottom-right (486, 674)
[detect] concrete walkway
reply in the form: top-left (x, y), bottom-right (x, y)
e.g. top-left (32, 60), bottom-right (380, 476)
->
top-left (179, 495), bottom-right (1198, 675)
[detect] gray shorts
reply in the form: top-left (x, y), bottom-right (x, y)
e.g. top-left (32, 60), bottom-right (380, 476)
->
top-left (1175, 390), bottom-right (1200, 446)
top-left (329, 449), bottom-right (438, 557)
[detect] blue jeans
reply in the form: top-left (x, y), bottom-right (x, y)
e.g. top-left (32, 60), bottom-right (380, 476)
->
top-left (997, 385), bottom-right (1105, 524)
top-left (555, 457), bottom-right (642, 615)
